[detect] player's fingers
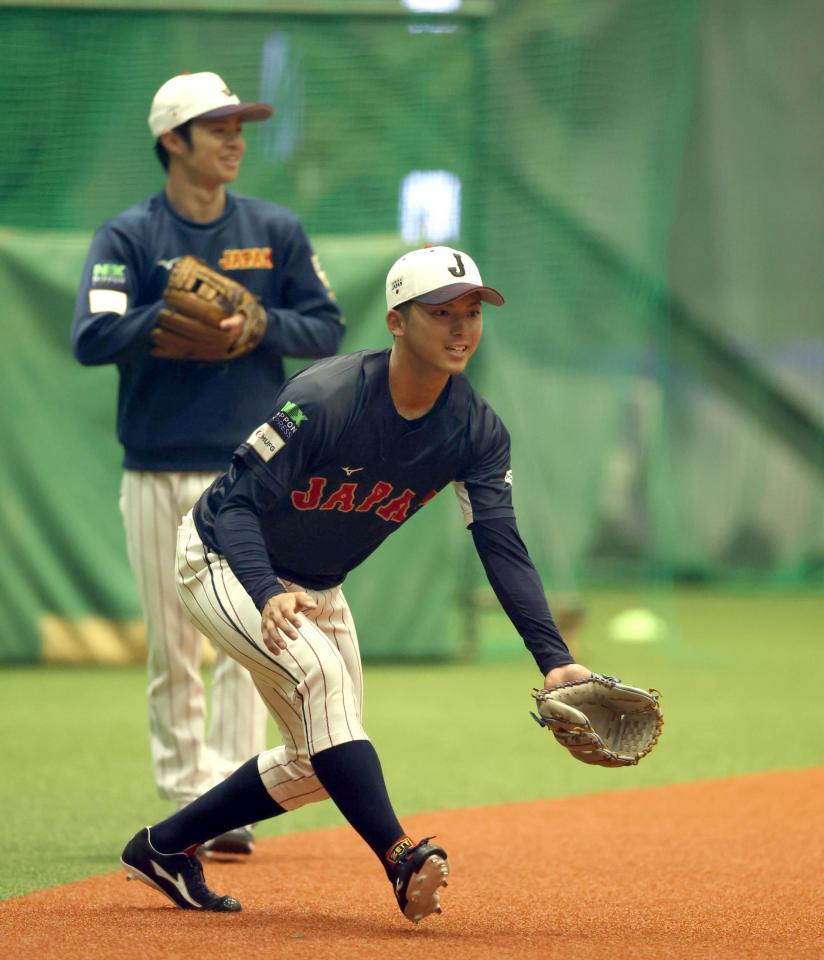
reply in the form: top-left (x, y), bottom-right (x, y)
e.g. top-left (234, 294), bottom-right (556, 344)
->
top-left (296, 591), bottom-right (317, 610)
top-left (261, 616), bottom-right (289, 653)
top-left (219, 314), bottom-right (244, 331)
top-left (262, 635), bottom-right (282, 655)
top-left (274, 606), bottom-right (301, 640)
top-left (261, 631), bottom-right (283, 654)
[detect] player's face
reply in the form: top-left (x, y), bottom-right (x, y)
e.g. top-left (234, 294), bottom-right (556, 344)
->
top-left (177, 117), bottom-right (247, 187)
top-left (396, 293), bottom-right (483, 376)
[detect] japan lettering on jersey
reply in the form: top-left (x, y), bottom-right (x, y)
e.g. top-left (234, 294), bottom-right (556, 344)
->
top-left (242, 393), bottom-right (439, 525)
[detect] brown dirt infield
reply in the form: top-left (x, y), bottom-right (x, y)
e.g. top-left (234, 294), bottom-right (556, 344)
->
top-left (2, 768), bottom-right (822, 960)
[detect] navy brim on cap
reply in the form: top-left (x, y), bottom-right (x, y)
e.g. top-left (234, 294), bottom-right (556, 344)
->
top-left (196, 103), bottom-right (273, 123)
top-left (415, 282), bottom-right (505, 307)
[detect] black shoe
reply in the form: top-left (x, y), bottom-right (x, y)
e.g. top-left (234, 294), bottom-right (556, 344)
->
top-left (199, 826), bottom-right (255, 858)
top-left (121, 827), bottom-right (242, 912)
top-left (390, 838), bottom-right (449, 925)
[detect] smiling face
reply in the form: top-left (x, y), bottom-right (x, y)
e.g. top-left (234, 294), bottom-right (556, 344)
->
top-left (388, 292), bottom-right (484, 377)
top-left (164, 116), bottom-right (246, 188)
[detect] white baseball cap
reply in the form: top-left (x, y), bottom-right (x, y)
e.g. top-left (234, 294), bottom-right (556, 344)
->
top-left (148, 72), bottom-right (273, 138)
top-left (385, 246), bottom-right (505, 310)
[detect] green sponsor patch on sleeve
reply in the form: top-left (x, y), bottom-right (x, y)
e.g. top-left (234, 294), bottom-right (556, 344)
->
top-left (281, 400), bottom-right (309, 427)
top-left (92, 262), bottom-right (127, 285)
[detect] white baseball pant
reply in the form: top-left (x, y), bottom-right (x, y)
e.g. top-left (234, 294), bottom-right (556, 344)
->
top-left (175, 509), bottom-right (368, 810)
top-left (120, 470), bottom-right (269, 806)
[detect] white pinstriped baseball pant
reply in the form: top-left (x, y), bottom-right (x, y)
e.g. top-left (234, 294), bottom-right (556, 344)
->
top-left (120, 471), bottom-right (269, 806)
top-left (175, 509), bottom-right (368, 811)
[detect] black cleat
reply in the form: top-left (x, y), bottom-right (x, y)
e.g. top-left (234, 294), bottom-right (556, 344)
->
top-left (121, 827), bottom-right (241, 911)
top-left (199, 826), bottom-right (255, 858)
top-left (390, 837), bottom-right (449, 925)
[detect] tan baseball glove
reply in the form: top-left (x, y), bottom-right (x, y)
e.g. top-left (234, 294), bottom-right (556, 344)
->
top-left (151, 255), bottom-right (267, 361)
top-left (531, 673), bottom-right (663, 767)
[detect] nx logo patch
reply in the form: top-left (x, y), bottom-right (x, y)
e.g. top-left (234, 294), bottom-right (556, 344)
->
top-left (281, 401), bottom-right (308, 427)
top-left (92, 262), bottom-right (126, 286)
top-left (274, 401), bottom-right (308, 440)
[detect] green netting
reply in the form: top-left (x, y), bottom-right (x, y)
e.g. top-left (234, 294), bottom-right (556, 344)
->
top-left (1, 8), bottom-right (485, 236)
top-left (0, 0), bottom-right (822, 662)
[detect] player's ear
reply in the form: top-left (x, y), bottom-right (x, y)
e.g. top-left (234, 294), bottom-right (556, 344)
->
top-left (160, 129), bottom-right (189, 159)
top-left (386, 309), bottom-right (406, 337)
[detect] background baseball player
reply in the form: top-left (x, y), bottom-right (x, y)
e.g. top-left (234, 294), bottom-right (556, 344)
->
top-left (120, 245), bottom-right (591, 923)
top-left (71, 71), bottom-right (344, 854)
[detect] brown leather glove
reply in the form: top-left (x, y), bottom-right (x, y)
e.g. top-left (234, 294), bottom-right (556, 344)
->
top-left (150, 255), bottom-right (267, 361)
top-left (532, 673), bottom-right (664, 767)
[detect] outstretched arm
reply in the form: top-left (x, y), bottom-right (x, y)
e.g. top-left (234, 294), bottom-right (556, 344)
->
top-left (470, 516), bottom-right (591, 684)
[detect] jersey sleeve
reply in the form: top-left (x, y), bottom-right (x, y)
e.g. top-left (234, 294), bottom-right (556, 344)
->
top-left (70, 222), bottom-right (160, 366)
top-left (209, 472), bottom-right (287, 611)
top-left (452, 407), bottom-right (516, 527)
top-left (209, 381), bottom-right (344, 607)
top-left (470, 516), bottom-right (574, 675)
top-left (260, 217), bottom-right (345, 360)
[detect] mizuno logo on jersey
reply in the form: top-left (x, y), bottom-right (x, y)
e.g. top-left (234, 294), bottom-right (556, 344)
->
top-left (219, 247), bottom-right (273, 270)
top-left (291, 478), bottom-right (437, 523)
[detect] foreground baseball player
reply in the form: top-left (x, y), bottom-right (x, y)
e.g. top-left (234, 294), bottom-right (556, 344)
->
top-left (72, 71), bottom-right (344, 854)
top-left (121, 246), bottom-right (592, 924)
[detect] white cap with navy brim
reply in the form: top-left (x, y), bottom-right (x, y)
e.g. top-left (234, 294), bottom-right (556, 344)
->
top-left (148, 72), bottom-right (273, 138)
top-left (386, 246), bottom-right (505, 310)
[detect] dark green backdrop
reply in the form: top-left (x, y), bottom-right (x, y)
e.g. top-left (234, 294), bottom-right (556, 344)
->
top-left (1, 0), bottom-right (822, 662)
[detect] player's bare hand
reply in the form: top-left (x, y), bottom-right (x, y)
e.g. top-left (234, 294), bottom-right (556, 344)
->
top-left (261, 592), bottom-right (317, 653)
top-left (543, 663), bottom-right (593, 689)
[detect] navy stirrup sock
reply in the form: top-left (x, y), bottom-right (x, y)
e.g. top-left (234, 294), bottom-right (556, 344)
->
top-left (150, 756), bottom-right (285, 853)
top-left (311, 740), bottom-right (408, 872)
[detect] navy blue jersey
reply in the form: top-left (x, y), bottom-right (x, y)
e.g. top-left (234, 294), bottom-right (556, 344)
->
top-left (195, 349), bottom-right (573, 674)
top-left (196, 349), bottom-right (514, 586)
top-left (71, 191), bottom-right (344, 470)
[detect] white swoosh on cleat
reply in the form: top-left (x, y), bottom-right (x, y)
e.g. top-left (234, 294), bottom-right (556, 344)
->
top-left (150, 859), bottom-right (201, 908)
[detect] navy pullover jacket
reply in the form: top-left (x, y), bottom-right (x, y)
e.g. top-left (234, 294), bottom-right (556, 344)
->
top-left (71, 190), bottom-right (344, 471)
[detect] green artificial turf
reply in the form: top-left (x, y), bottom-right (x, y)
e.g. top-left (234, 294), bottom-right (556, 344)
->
top-left (1, 586), bottom-right (821, 900)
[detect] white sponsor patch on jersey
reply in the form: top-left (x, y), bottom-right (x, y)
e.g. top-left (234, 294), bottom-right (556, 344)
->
top-left (88, 289), bottom-right (128, 315)
top-left (504, 469), bottom-right (513, 485)
top-left (247, 422), bottom-right (285, 462)
top-left (452, 480), bottom-right (474, 527)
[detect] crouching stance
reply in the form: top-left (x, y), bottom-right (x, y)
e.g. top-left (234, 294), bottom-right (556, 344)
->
top-left (122, 246), bottom-right (589, 924)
